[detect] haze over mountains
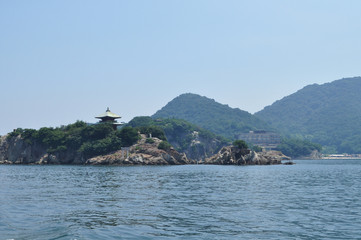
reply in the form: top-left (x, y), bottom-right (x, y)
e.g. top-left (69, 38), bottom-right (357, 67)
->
top-left (2, 76), bottom-right (359, 154)
top-left (152, 93), bottom-right (272, 140)
top-left (256, 77), bottom-right (361, 153)
top-left (153, 77), bottom-right (361, 154)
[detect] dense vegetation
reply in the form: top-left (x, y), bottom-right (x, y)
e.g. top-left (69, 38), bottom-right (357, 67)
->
top-left (151, 93), bottom-right (321, 157)
top-left (276, 138), bottom-right (322, 158)
top-left (152, 93), bottom-right (272, 140)
top-left (9, 121), bottom-right (140, 158)
top-left (256, 77), bottom-right (361, 153)
top-left (158, 141), bottom-right (172, 151)
top-left (233, 140), bottom-right (248, 150)
top-left (127, 116), bottom-right (229, 159)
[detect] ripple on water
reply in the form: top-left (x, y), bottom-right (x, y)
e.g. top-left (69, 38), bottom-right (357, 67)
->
top-left (1, 161), bottom-right (361, 239)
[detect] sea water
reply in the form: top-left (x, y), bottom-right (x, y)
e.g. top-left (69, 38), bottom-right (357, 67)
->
top-left (1, 160), bottom-right (361, 240)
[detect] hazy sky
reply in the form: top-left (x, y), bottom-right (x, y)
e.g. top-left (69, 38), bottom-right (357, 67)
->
top-left (1, 0), bottom-right (360, 135)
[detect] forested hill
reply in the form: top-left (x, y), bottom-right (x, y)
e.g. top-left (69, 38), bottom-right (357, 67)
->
top-left (255, 77), bottom-right (361, 153)
top-left (152, 93), bottom-right (272, 140)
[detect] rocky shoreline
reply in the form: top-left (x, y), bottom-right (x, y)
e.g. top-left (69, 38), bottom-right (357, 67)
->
top-left (85, 136), bottom-right (193, 165)
top-left (0, 134), bottom-right (290, 166)
top-left (202, 146), bottom-right (290, 165)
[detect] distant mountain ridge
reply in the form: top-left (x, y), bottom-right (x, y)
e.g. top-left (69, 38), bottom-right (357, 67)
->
top-left (152, 93), bottom-right (272, 140)
top-left (255, 77), bottom-right (361, 153)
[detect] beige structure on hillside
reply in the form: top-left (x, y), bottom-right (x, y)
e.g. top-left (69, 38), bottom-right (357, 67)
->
top-left (238, 130), bottom-right (281, 150)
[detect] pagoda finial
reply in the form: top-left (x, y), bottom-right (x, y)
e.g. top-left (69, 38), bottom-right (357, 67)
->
top-left (106, 107), bottom-right (110, 112)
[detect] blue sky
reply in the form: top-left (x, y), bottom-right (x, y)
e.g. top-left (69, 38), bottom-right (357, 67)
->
top-left (1, 0), bottom-right (361, 135)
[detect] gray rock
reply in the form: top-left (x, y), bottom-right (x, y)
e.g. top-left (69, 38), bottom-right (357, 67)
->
top-left (203, 146), bottom-right (289, 165)
top-left (85, 135), bottom-right (192, 165)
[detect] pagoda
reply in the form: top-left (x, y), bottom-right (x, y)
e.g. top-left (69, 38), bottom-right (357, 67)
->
top-left (95, 107), bottom-right (121, 128)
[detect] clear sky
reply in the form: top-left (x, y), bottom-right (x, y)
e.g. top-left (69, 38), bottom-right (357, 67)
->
top-left (1, 0), bottom-right (360, 135)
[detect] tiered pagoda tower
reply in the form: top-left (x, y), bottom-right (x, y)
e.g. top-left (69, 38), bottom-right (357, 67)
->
top-left (95, 107), bottom-right (121, 128)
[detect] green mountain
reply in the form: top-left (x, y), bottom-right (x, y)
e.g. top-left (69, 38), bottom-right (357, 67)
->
top-left (255, 77), bottom-right (361, 153)
top-left (152, 93), bottom-right (272, 140)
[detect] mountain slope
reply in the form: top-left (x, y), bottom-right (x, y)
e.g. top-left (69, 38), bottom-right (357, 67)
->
top-left (255, 77), bottom-right (361, 153)
top-left (152, 93), bottom-right (272, 139)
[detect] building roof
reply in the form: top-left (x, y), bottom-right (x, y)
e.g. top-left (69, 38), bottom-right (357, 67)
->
top-left (95, 107), bottom-right (121, 119)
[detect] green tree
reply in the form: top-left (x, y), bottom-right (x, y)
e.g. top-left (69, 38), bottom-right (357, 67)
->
top-left (233, 140), bottom-right (248, 150)
top-left (80, 123), bottom-right (114, 141)
top-left (158, 141), bottom-right (172, 150)
top-left (138, 126), bottom-right (167, 140)
top-left (145, 138), bottom-right (155, 144)
top-left (118, 127), bottom-right (140, 147)
top-left (79, 132), bottom-right (123, 158)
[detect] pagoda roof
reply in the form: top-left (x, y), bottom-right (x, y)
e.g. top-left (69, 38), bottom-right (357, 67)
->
top-left (95, 107), bottom-right (121, 119)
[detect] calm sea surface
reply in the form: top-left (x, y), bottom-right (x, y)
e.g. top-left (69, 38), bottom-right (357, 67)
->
top-left (1, 160), bottom-right (361, 240)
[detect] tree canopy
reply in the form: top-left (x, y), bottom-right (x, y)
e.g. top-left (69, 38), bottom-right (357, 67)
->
top-left (233, 140), bottom-right (248, 150)
top-left (276, 138), bottom-right (322, 158)
top-left (9, 121), bottom-right (140, 158)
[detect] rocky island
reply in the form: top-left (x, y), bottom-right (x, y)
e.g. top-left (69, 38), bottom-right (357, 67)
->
top-left (0, 131), bottom-right (190, 165)
top-left (0, 132), bottom-right (288, 166)
top-left (0, 109), bottom-right (290, 166)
